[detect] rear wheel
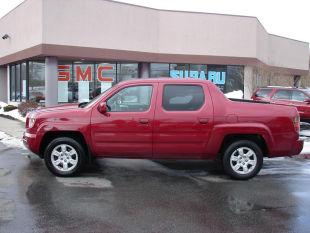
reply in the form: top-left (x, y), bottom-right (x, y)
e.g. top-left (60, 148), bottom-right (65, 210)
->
top-left (222, 140), bottom-right (263, 180)
top-left (44, 137), bottom-right (86, 177)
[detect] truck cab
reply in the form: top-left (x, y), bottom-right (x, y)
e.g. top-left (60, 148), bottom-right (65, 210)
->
top-left (23, 78), bottom-right (303, 180)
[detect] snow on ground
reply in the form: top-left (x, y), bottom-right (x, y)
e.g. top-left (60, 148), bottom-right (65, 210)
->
top-left (301, 140), bottom-right (310, 154)
top-left (224, 90), bottom-right (243, 99)
top-left (0, 102), bottom-right (26, 122)
top-left (56, 177), bottom-right (113, 188)
top-left (0, 131), bottom-right (25, 149)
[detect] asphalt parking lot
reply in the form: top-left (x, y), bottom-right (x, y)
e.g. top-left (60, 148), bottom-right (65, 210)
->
top-left (1, 142), bottom-right (310, 233)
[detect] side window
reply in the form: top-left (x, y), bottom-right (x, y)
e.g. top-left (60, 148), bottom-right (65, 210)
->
top-left (292, 91), bottom-right (308, 102)
top-left (255, 88), bottom-right (272, 98)
top-left (163, 85), bottom-right (205, 111)
top-left (272, 90), bottom-right (291, 100)
top-left (107, 85), bottom-right (152, 112)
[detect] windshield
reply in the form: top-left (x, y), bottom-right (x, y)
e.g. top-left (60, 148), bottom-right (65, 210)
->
top-left (80, 85), bottom-right (115, 108)
top-left (302, 89), bottom-right (310, 95)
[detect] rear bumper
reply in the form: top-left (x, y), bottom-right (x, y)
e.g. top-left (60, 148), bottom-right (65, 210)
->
top-left (291, 139), bottom-right (304, 155)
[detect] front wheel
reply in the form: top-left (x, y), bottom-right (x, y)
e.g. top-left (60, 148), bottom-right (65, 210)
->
top-left (44, 137), bottom-right (86, 177)
top-left (222, 140), bottom-right (263, 180)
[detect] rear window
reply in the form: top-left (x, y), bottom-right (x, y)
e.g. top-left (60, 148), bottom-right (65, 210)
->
top-left (255, 88), bottom-right (272, 98)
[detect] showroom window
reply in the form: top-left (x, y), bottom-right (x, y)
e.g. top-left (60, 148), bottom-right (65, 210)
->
top-left (15, 64), bottom-right (21, 101)
top-left (150, 63), bottom-right (244, 96)
top-left (58, 62), bottom-right (75, 103)
top-left (150, 63), bottom-right (169, 77)
top-left (225, 66), bottom-right (244, 94)
top-left (73, 63), bottom-right (95, 103)
top-left (9, 62), bottom-right (28, 102)
top-left (58, 62), bottom-right (119, 103)
top-left (21, 63), bottom-right (27, 101)
top-left (117, 63), bottom-right (138, 82)
top-left (29, 61), bottom-right (45, 103)
top-left (9, 61), bottom-right (244, 104)
top-left (10, 65), bottom-right (16, 101)
top-left (95, 63), bottom-right (117, 98)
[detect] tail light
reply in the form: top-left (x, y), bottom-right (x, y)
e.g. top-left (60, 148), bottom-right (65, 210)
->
top-left (293, 115), bottom-right (300, 133)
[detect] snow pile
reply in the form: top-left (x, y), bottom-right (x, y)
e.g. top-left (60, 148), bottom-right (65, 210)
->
top-left (225, 90), bottom-right (243, 99)
top-left (0, 131), bottom-right (25, 149)
top-left (301, 141), bottom-right (310, 154)
top-left (0, 101), bottom-right (7, 108)
top-left (0, 102), bottom-right (26, 122)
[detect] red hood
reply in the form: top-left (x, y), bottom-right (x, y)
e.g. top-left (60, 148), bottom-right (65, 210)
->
top-left (34, 103), bottom-right (79, 114)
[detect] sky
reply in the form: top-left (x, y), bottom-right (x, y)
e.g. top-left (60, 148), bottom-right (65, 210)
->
top-left (0, 0), bottom-right (309, 44)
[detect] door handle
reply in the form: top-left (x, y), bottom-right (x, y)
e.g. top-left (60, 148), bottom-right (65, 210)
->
top-left (199, 118), bottom-right (209, 124)
top-left (139, 118), bottom-right (149, 124)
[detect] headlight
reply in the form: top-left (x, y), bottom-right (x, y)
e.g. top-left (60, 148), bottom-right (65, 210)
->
top-left (28, 112), bottom-right (36, 128)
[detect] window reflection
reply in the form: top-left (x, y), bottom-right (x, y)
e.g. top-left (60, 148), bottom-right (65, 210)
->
top-left (117, 63), bottom-right (138, 82)
top-left (94, 63), bottom-right (116, 98)
top-left (150, 63), bottom-right (169, 77)
top-left (9, 61), bottom-right (245, 103)
top-left (10, 66), bottom-right (16, 101)
top-left (21, 63), bottom-right (27, 101)
top-left (29, 61), bottom-right (45, 103)
top-left (15, 64), bottom-right (21, 101)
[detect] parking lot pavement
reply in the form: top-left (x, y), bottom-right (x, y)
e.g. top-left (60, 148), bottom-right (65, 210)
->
top-left (0, 116), bottom-right (24, 139)
top-left (1, 143), bottom-right (310, 233)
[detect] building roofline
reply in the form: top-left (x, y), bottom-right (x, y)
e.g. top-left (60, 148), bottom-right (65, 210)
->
top-left (110, 0), bottom-right (309, 45)
top-left (1, 0), bottom-right (308, 45)
top-left (0, 0), bottom-right (28, 21)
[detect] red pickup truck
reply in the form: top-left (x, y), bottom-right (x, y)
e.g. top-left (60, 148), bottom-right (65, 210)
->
top-left (23, 78), bottom-right (303, 180)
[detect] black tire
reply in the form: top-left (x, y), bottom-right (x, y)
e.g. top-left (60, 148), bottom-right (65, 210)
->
top-left (222, 140), bottom-right (263, 180)
top-left (44, 137), bottom-right (86, 177)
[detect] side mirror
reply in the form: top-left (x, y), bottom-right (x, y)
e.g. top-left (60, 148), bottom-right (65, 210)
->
top-left (97, 102), bottom-right (110, 116)
top-left (305, 98), bottom-right (310, 104)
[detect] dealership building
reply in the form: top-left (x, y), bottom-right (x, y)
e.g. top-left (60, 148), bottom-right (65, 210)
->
top-left (0, 0), bottom-right (309, 106)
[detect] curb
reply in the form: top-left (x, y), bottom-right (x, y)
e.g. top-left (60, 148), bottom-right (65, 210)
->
top-left (294, 154), bottom-right (310, 159)
top-left (0, 114), bottom-right (19, 121)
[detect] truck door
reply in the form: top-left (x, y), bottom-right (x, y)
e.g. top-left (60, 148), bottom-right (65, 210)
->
top-left (90, 83), bottom-right (158, 158)
top-left (291, 90), bottom-right (310, 120)
top-left (153, 82), bottom-right (213, 159)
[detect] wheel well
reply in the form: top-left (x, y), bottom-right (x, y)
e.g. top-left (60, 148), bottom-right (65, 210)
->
top-left (219, 134), bottom-right (268, 158)
top-left (39, 131), bottom-right (90, 160)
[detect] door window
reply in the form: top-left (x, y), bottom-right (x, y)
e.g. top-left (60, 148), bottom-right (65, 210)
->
top-left (107, 85), bottom-right (152, 112)
top-left (163, 85), bottom-right (205, 111)
top-left (272, 90), bottom-right (291, 100)
top-left (292, 91), bottom-right (308, 102)
top-left (255, 88), bottom-right (272, 98)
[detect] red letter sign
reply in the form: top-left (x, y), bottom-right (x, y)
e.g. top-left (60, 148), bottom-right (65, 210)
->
top-left (58, 65), bottom-right (71, 81)
top-left (76, 65), bottom-right (92, 81)
top-left (97, 66), bottom-right (114, 82)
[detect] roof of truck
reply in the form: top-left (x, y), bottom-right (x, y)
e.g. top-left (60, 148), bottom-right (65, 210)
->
top-left (119, 77), bottom-right (213, 84)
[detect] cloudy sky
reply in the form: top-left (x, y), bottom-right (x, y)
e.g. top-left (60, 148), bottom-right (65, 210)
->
top-left (0, 0), bottom-right (309, 44)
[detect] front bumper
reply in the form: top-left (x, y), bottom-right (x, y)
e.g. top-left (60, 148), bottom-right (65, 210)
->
top-left (23, 132), bottom-right (39, 155)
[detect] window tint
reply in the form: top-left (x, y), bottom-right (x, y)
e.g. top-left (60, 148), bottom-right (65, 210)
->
top-left (255, 88), bottom-right (272, 98)
top-left (107, 85), bottom-right (152, 112)
top-left (272, 90), bottom-right (291, 100)
top-left (163, 85), bottom-right (204, 111)
top-left (292, 91), bottom-right (308, 102)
